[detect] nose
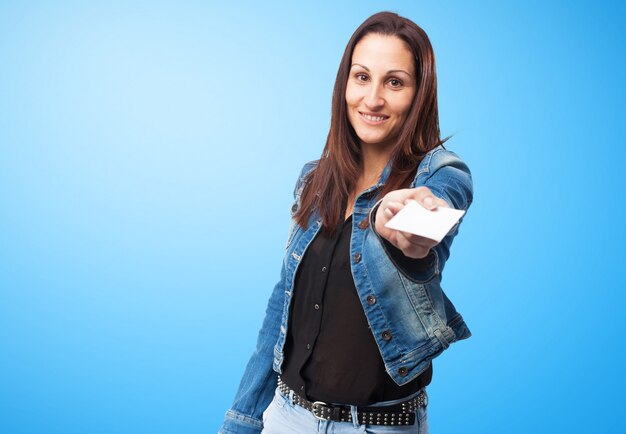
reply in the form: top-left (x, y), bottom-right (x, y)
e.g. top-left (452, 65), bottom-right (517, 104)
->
top-left (364, 84), bottom-right (384, 109)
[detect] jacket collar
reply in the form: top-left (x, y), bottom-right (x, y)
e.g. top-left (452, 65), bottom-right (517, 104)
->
top-left (376, 159), bottom-right (393, 187)
top-left (375, 145), bottom-right (444, 188)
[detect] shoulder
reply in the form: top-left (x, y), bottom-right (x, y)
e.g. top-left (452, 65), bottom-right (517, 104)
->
top-left (299, 159), bottom-right (319, 178)
top-left (412, 144), bottom-right (473, 211)
top-left (414, 145), bottom-right (471, 180)
top-left (293, 159), bottom-right (319, 197)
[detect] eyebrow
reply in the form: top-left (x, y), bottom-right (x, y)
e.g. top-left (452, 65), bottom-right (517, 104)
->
top-left (351, 63), bottom-right (413, 77)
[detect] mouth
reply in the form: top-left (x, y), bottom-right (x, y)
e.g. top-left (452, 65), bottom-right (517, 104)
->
top-left (358, 111), bottom-right (389, 125)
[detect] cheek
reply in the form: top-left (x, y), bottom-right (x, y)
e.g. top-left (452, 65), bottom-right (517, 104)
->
top-left (345, 91), bottom-right (356, 108)
top-left (344, 82), bottom-right (363, 107)
top-left (395, 98), bottom-right (414, 120)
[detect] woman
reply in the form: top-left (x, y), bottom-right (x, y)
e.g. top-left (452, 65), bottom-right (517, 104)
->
top-left (220, 11), bottom-right (473, 434)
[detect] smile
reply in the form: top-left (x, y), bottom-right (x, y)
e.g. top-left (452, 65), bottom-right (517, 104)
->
top-left (359, 111), bottom-right (389, 125)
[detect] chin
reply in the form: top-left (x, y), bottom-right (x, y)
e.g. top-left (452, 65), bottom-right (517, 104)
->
top-left (357, 134), bottom-right (389, 146)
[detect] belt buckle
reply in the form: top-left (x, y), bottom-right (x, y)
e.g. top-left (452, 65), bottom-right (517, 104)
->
top-left (312, 401), bottom-right (331, 420)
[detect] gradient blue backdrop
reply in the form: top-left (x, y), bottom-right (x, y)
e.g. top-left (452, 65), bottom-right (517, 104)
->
top-left (1, 1), bottom-right (624, 433)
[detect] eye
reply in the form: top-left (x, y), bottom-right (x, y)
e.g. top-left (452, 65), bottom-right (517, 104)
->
top-left (388, 78), bottom-right (403, 88)
top-left (355, 73), bottom-right (369, 82)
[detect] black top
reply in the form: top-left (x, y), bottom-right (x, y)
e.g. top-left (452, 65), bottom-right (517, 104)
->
top-left (281, 208), bottom-right (433, 406)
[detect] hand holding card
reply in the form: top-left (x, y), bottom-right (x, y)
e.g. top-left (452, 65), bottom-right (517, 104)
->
top-left (384, 200), bottom-right (465, 243)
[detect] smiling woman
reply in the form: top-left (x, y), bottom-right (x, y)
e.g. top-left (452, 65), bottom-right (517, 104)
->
top-left (346, 34), bottom-right (417, 154)
top-left (220, 11), bottom-right (473, 434)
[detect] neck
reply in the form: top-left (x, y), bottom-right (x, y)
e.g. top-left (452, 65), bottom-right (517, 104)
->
top-left (359, 143), bottom-right (393, 185)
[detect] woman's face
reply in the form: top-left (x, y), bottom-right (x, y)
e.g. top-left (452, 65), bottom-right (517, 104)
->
top-left (345, 33), bottom-right (416, 152)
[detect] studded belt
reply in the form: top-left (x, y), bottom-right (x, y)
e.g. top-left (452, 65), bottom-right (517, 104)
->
top-left (276, 377), bottom-right (427, 426)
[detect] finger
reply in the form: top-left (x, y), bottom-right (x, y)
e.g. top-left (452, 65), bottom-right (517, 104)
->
top-left (386, 201), bottom-right (403, 212)
top-left (434, 197), bottom-right (450, 208)
top-left (381, 201), bottom-right (403, 220)
top-left (397, 230), bottom-right (432, 249)
top-left (404, 195), bottom-right (436, 210)
top-left (396, 233), bottom-right (431, 258)
top-left (404, 187), bottom-right (437, 211)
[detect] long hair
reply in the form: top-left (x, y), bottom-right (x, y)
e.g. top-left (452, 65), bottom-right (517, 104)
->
top-left (295, 11), bottom-right (447, 236)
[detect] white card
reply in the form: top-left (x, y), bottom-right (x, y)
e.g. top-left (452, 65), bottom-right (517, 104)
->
top-left (383, 200), bottom-right (465, 242)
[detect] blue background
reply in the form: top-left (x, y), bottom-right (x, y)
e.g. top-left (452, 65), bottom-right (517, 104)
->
top-left (1, 1), bottom-right (624, 433)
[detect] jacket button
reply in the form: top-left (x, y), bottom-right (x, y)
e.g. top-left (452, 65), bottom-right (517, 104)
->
top-left (314, 303), bottom-right (320, 310)
top-left (366, 295), bottom-right (376, 305)
top-left (306, 343), bottom-right (311, 350)
top-left (358, 219), bottom-right (368, 230)
top-left (291, 203), bottom-right (298, 213)
top-left (398, 367), bottom-right (408, 376)
top-left (381, 330), bottom-right (392, 341)
top-left (321, 266), bottom-right (327, 273)
top-left (353, 253), bottom-right (362, 263)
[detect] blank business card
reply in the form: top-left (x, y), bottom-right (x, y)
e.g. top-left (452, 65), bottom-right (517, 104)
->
top-left (383, 200), bottom-right (465, 243)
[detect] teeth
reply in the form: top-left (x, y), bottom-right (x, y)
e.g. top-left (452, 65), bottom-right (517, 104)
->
top-left (361, 113), bottom-right (386, 122)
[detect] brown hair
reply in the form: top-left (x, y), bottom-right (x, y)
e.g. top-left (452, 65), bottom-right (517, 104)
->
top-left (295, 11), bottom-right (448, 236)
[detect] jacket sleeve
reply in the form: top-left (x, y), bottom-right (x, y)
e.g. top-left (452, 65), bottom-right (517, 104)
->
top-left (218, 265), bottom-right (285, 434)
top-left (219, 165), bottom-right (311, 434)
top-left (368, 152), bottom-right (473, 282)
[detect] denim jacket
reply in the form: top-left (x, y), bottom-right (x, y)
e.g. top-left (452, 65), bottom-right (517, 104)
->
top-left (219, 145), bottom-right (473, 434)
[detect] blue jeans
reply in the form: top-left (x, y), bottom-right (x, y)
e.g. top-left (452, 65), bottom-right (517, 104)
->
top-left (261, 386), bottom-right (429, 434)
